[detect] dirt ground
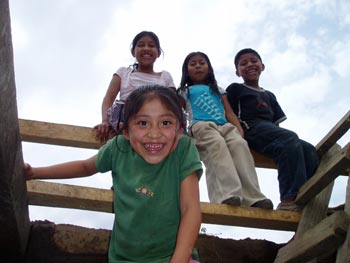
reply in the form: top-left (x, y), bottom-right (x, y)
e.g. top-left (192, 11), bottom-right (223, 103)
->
top-left (25, 221), bottom-right (336, 263)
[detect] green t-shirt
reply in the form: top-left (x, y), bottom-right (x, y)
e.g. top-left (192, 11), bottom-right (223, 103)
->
top-left (95, 135), bottom-right (202, 263)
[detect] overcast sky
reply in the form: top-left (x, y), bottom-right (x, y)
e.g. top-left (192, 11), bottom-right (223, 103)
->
top-left (9, 0), bottom-right (350, 243)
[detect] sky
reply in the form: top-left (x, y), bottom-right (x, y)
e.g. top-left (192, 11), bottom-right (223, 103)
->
top-left (9, 0), bottom-right (350, 244)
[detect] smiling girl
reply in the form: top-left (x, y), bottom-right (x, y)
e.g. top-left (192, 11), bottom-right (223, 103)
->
top-left (94, 31), bottom-right (176, 141)
top-left (24, 85), bottom-right (203, 263)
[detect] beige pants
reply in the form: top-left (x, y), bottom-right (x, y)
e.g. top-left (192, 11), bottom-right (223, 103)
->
top-left (190, 121), bottom-right (267, 206)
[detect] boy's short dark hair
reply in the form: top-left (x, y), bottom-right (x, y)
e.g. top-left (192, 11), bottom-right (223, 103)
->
top-left (234, 48), bottom-right (262, 69)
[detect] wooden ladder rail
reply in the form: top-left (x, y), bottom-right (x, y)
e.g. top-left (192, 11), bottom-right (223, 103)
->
top-left (18, 118), bottom-right (277, 169)
top-left (274, 110), bottom-right (350, 263)
top-left (19, 110), bottom-right (350, 255)
top-left (20, 118), bottom-right (304, 232)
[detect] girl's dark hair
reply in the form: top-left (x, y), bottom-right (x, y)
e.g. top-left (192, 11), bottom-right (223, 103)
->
top-left (130, 31), bottom-right (163, 70)
top-left (178, 51), bottom-right (219, 94)
top-left (123, 85), bottom-right (184, 131)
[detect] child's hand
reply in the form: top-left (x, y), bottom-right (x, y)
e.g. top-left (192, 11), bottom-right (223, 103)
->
top-left (23, 163), bottom-right (34, 180)
top-left (93, 121), bottom-right (111, 142)
top-left (238, 126), bottom-right (245, 137)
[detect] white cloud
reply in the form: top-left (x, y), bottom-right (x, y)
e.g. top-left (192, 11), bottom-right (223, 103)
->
top-left (331, 41), bottom-right (350, 78)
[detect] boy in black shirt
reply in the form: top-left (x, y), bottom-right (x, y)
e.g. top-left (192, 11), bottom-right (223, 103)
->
top-left (226, 48), bottom-right (319, 211)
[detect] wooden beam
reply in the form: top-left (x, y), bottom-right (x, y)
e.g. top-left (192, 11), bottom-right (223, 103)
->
top-left (250, 149), bottom-right (276, 169)
top-left (27, 180), bottom-right (114, 213)
top-left (335, 174), bottom-right (350, 262)
top-left (200, 202), bottom-right (299, 231)
top-left (295, 182), bottom-right (334, 239)
top-left (316, 110), bottom-right (350, 156)
top-left (19, 119), bottom-right (277, 169)
top-left (18, 119), bottom-right (106, 150)
top-left (274, 211), bottom-right (349, 263)
top-left (27, 180), bottom-right (300, 231)
top-left (296, 143), bottom-right (350, 205)
top-left (0, 0), bottom-right (30, 259)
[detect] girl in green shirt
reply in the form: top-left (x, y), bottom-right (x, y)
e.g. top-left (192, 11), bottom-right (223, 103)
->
top-left (24, 85), bottom-right (203, 263)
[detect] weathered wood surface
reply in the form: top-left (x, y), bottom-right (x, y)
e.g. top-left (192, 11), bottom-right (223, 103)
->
top-left (18, 119), bottom-right (105, 150)
top-left (20, 112), bottom-right (350, 260)
top-left (316, 110), bottom-right (350, 156)
top-left (296, 144), bottom-right (350, 205)
top-left (27, 180), bottom-right (114, 213)
top-left (200, 202), bottom-right (300, 231)
top-left (19, 119), bottom-right (277, 169)
top-left (336, 173), bottom-right (350, 262)
top-left (295, 182), bottom-right (334, 240)
top-left (27, 180), bottom-right (300, 231)
top-left (274, 211), bottom-right (349, 263)
top-left (282, 146), bottom-right (339, 263)
top-left (276, 119), bottom-right (350, 263)
top-left (0, 0), bottom-right (30, 259)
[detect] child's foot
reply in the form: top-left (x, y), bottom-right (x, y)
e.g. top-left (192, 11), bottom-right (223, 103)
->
top-left (251, 199), bottom-right (273, 210)
top-left (276, 196), bottom-right (302, 212)
top-left (276, 201), bottom-right (302, 212)
top-left (221, 196), bottom-right (241, 206)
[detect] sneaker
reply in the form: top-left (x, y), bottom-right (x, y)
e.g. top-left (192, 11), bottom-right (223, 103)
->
top-left (251, 199), bottom-right (273, 210)
top-left (221, 196), bottom-right (241, 206)
top-left (276, 200), bottom-right (302, 212)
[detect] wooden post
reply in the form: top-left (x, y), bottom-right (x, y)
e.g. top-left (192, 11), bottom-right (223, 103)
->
top-left (0, 0), bottom-right (30, 260)
top-left (336, 170), bottom-right (350, 262)
top-left (291, 146), bottom-right (338, 263)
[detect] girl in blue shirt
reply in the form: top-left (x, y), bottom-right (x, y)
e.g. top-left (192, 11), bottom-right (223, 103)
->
top-left (178, 51), bottom-right (272, 210)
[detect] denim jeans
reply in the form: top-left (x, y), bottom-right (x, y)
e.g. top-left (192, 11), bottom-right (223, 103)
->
top-left (245, 121), bottom-right (319, 200)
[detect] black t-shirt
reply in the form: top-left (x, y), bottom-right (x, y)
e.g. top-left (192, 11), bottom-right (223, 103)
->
top-left (226, 83), bottom-right (286, 131)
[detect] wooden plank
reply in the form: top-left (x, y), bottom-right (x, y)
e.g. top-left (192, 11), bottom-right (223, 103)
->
top-left (26, 180), bottom-right (300, 231)
top-left (250, 149), bottom-right (276, 169)
top-left (200, 202), bottom-right (300, 231)
top-left (336, 173), bottom-right (350, 262)
top-left (316, 110), bottom-right (350, 156)
top-left (274, 211), bottom-right (349, 263)
top-left (295, 182), bottom-right (334, 239)
top-left (27, 180), bottom-right (114, 213)
top-left (294, 144), bottom-right (337, 257)
top-left (296, 143), bottom-right (350, 205)
top-left (19, 119), bottom-right (277, 169)
top-left (18, 119), bottom-right (106, 149)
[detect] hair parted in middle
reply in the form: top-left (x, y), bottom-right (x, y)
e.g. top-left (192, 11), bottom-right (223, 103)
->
top-left (179, 51), bottom-right (220, 95)
top-left (123, 85), bottom-right (185, 131)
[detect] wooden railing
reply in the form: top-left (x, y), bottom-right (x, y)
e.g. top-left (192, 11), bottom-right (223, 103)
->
top-left (20, 110), bottom-right (350, 262)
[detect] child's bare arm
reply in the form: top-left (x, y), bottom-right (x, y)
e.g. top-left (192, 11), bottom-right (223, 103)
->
top-left (222, 95), bottom-right (244, 137)
top-left (170, 172), bottom-right (201, 263)
top-left (24, 156), bottom-right (98, 180)
top-left (94, 74), bottom-right (121, 142)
